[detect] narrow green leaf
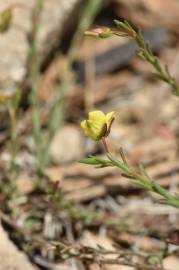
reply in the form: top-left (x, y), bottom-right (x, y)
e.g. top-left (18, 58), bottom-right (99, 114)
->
top-left (139, 163), bottom-right (150, 181)
top-left (113, 20), bottom-right (130, 31)
top-left (79, 156), bottom-right (100, 165)
top-left (124, 20), bottom-right (134, 32)
top-left (118, 147), bottom-right (129, 167)
top-left (154, 57), bottom-right (162, 72)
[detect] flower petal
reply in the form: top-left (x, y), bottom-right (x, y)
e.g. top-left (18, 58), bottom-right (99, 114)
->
top-left (105, 111), bottom-right (115, 125)
top-left (81, 120), bottom-right (102, 140)
top-left (81, 120), bottom-right (91, 136)
top-left (81, 120), bottom-right (87, 130)
top-left (89, 110), bottom-right (105, 124)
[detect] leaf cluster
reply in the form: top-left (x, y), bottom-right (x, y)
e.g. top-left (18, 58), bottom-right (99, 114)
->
top-left (80, 148), bottom-right (179, 208)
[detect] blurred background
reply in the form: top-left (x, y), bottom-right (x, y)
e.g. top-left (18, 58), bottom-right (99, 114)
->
top-left (0, 0), bottom-right (179, 269)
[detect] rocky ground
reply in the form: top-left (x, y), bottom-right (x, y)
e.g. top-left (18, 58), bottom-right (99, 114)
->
top-left (0, 1), bottom-right (179, 270)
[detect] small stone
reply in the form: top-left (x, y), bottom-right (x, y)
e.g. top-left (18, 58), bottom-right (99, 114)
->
top-left (45, 166), bottom-right (63, 183)
top-left (16, 174), bottom-right (34, 194)
top-left (50, 125), bottom-right (84, 164)
top-left (163, 256), bottom-right (179, 270)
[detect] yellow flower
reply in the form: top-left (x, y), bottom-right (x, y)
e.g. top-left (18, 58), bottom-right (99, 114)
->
top-left (80, 110), bottom-right (115, 141)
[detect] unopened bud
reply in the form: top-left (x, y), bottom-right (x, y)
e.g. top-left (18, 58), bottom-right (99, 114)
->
top-left (85, 26), bottom-right (113, 39)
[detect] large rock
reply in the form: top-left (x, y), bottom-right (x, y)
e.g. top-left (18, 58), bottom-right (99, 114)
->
top-left (0, 222), bottom-right (37, 270)
top-left (0, 0), bottom-right (80, 95)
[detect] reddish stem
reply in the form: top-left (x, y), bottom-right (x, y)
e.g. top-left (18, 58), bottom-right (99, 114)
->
top-left (102, 138), bottom-right (109, 153)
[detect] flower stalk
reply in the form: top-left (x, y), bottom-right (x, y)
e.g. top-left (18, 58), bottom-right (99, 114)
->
top-left (80, 150), bottom-right (179, 208)
top-left (85, 20), bottom-right (179, 96)
top-left (102, 138), bottom-right (109, 153)
top-left (81, 22), bottom-right (179, 209)
top-left (80, 110), bottom-right (179, 209)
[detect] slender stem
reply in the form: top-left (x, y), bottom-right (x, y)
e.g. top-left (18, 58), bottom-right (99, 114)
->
top-left (29, 0), bottom-right (44, 174)
top-left (102, 138), bottom-right (109, 153)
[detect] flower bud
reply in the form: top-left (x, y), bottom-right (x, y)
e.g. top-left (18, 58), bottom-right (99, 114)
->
top-left (85, 27), bottom-right (113, 39)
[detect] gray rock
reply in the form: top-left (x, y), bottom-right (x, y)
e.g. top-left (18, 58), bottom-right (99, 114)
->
top-left (50, 124), bottom-right (84, 164)
top-left (0, 0), bottom-right (80, 95)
